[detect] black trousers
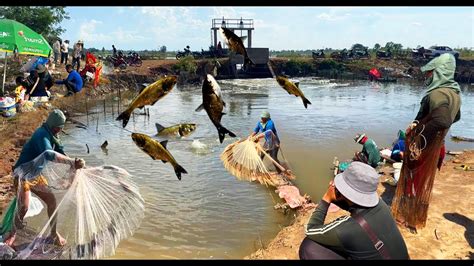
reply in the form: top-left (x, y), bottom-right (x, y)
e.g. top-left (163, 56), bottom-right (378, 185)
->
top-left (299, 238), bottom-right (346, 260)
top-left (72, 57), bottom-right (81, 71)
top-left (64, 80), bottom-right (77, 95)
top-left (61, 52), bottom-right (68, 64)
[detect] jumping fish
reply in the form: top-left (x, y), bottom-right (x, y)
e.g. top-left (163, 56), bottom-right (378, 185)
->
top-left (195, 74), bottom-right (236, 143)
top-left (116, 76), bottom-right (177, 128)
top-left (155, 122), bottom-right (197, 137)
top-left (276, 76), bottom-right (312, 108)
top-left (219, 27), bottom-right (255, 69)
top-left (131, 133), bottom-right (188, 180)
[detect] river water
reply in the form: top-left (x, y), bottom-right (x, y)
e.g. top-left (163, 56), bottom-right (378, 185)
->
top-left (60, 78), bottom-right (474, 259)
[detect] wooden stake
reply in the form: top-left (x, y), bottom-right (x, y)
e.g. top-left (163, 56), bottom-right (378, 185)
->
top-left (85, 97), bottom-right (89, 126)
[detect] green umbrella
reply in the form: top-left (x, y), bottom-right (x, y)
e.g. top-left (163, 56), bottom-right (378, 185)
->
top-left (0, 19), bottom-right (52, 94)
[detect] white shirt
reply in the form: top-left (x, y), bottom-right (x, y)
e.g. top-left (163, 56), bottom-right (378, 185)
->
top-left (61, 42), bottom-right (69, 53)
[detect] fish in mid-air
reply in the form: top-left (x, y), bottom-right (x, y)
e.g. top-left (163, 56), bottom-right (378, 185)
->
top-left (276, 76), bottom-right (312, 108)
top-left (131, 133), bottom-right (188, 180)
top-left (155, 122), bottom-right (197, 138)
top-left (116, 76), bottom-right (177, 128)
top-left (219, 27), bottom-right (255, 69)
top-left (195, 74), bottom-right (236, 144)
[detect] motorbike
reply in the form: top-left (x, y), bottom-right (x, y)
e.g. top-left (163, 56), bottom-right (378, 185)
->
top-left (330, 49), bottom-right (349, 60)
top-left (105, 55), bottom-right (127, 69)
top-left (411, 46), bottom-right (426, 59)
top-left (176, 49), bottom-right (203, 60)
top-left (312, 50), bottom-right (325, 59)
top-left (125, 52), bottom-right (143, 67)
top-left (349, 48), bottom-right (370, 59)
top-left (376, 49), bottom-right (392, 59)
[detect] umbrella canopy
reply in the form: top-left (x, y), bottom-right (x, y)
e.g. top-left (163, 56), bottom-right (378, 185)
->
top-left (0, 18), bottom-right (52, 57)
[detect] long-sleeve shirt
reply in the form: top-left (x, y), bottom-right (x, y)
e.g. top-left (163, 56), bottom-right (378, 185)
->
top-left (14, 126), bottom-right (65, 169)
top-left (55, 70), bottom-right (83, 92)
top-left (305, 200), bottom-right (409, 260)
top-left (362, 139), bottom-right (381, 168)
top-left (254, 119), bottom-right (280, 145)
top-left (414, 87), bottom-right (461, 136)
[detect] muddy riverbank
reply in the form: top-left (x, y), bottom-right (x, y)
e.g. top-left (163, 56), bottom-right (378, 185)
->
top-left (246, 150), bottom-right (474, 260)
top-left (1, 64), bottom-right (473, 259)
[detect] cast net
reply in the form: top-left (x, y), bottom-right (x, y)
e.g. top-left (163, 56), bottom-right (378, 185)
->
top-left (220, 130), bottom-right (295, 187)
top-left (1, 150), bottom-right (145, 260)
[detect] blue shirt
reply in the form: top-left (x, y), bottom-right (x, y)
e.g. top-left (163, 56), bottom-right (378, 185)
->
top-left (56, 70), bottom-right (83, 92)
top-left (391, 139), bottom-right (405, 162)
top-left (14, 126), bottom-right (65, 169)
top-left (254, 119), bottom-right (280, 144)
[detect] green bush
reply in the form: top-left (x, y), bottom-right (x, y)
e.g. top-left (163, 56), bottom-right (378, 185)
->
top-left (317, 59), bottom-right (344, 71)
top-left (284, 59), bottom-right (315, 76)
top-left (172, 56), bottom-right (197, 74)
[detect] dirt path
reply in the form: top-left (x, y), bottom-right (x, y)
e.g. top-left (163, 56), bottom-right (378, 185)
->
top-left (246, 150), bottom-right (474, 260)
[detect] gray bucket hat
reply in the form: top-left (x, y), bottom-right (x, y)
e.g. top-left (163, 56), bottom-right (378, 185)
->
top-left (260, 110), bottom-right (270, 119)
top-left (334, 161), bottom-right (379, 207)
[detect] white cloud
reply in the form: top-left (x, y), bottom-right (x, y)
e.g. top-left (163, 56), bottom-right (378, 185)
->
top-left (79, 19), bottom-right (111, 43)
top-left (411, 22), bottom-right (422, 27)
top-left (211, 7), bottom-right (237, 19)
top-left (78, 19), bottom-right (149, 48)
top-left (316, 9), bottom-right (351, 21)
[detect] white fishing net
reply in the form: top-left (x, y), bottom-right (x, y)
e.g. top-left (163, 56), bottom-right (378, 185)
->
top-left (6, 150), bottom-right (145, 260)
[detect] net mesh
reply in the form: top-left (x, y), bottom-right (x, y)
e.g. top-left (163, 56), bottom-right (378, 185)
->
top-left (2, 150), bottom-right (145, 260)
top-left (391, 112), bottom-right (447, 231)
top-left (221, 130), bottom-right (295, 187)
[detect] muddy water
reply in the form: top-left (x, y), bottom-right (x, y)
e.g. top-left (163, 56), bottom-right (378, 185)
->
top-left (60, 78), bottom-right (474, 259)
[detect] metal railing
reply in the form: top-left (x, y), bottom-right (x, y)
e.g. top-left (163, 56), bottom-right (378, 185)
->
top-left (212, 18), bottom-right (254, 29)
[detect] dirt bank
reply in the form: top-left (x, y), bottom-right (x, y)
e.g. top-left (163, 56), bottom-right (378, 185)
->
top-left (0, 68), bottom-right (134, 215)
top-left (246, 150), bottom-right (474, 260)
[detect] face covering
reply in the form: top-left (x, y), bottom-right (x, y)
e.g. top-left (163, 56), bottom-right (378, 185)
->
top-left (424, 75), bottom-right (433, 87)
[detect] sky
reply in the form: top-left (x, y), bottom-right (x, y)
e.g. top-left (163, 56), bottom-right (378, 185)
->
top-left (58, 7), bottom-right (474, 51)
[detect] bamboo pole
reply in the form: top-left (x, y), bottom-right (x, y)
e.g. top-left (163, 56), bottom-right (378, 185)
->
top-left (255, 143), bottom-right (287, 172)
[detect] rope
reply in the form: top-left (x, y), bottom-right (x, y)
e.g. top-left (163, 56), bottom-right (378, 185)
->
top-left (409, 124), bottom-right (427, 161)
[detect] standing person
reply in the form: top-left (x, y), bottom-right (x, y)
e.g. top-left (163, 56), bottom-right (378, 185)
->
top-left (249, 111), bottom-right (283, 173)
top-left (3, 109), bottom-right (86, 247)
top-left (299, 162), bottom-right (409, 260)
top-left (112, 45), bottom-right (117, 57)
top-left (55, 64), bottom-right (83, 96)
top-left (353, 133), bottom-right (381, 169)
top-left (52, 39), bottom-right (61, 65)
top-left (71, 40), bottom-right (84, 72)
top-left (60, 40), bottom-right (69, 65)
top-left (217, 41), bottom-right (223, 57)
top-left (391, 53), bottom-right (461, 232)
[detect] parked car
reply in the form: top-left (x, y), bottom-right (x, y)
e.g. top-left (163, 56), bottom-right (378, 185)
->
top-left (423, 46), bottom-right (459, 59)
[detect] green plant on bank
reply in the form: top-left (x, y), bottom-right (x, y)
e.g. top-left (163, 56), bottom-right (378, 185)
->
top-left (284, 59), bottom-right (315, 76)
top-left (317, 59), bottom-right (345, 71)
top-left (172, 55), bottom-right (197, 74)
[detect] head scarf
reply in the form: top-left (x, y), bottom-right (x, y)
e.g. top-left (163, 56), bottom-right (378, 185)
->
top-left (421, 53), bottom-right (460, 94)
top-left (43, 109), bottom-right (66, 150)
